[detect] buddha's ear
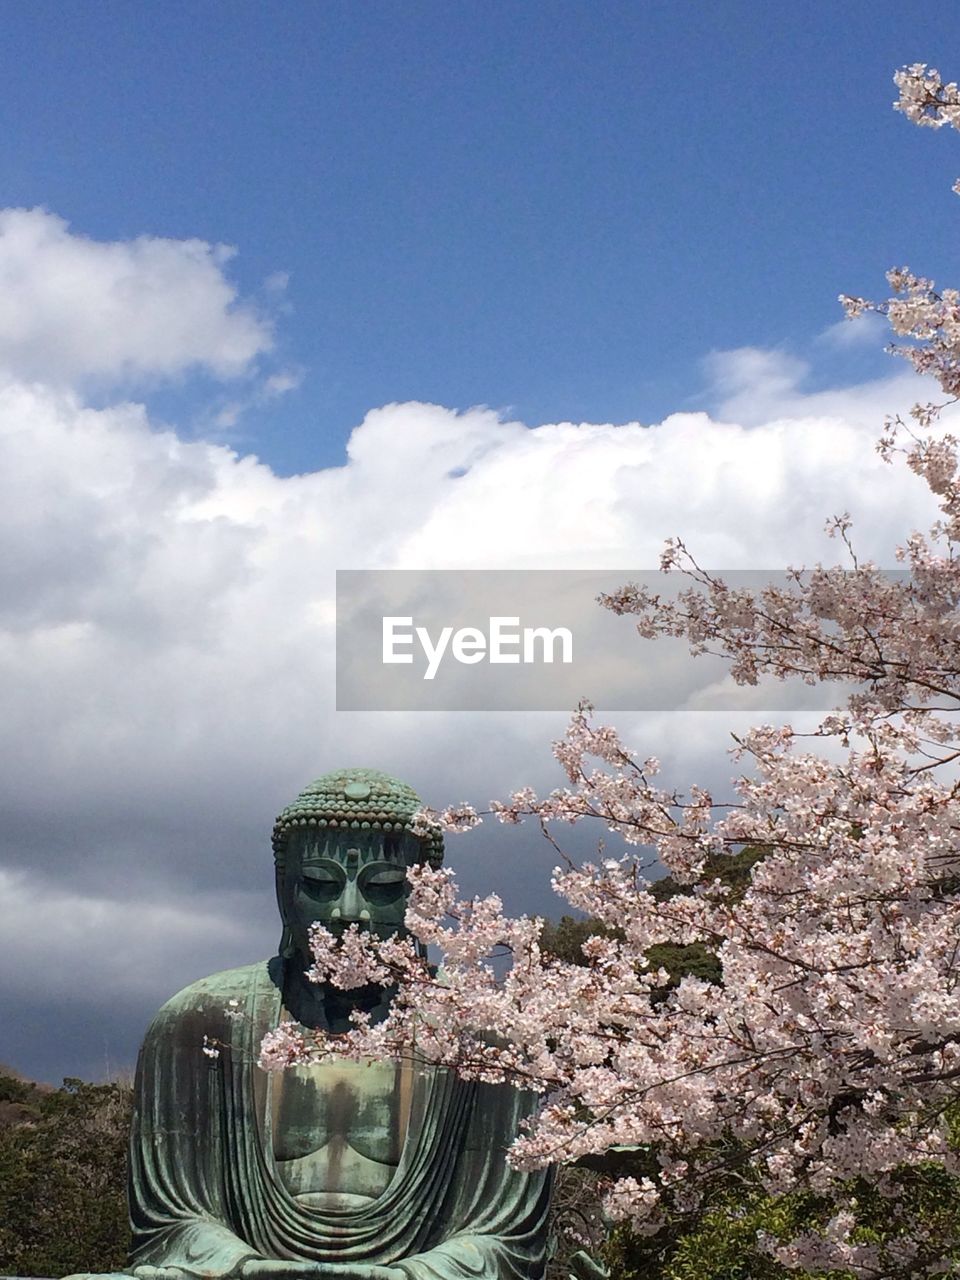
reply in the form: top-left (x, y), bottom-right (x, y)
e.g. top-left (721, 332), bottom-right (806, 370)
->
top-left (275, 864), bottom-right (296, 958)
top-left (275, 864), bottom-right (289, 916)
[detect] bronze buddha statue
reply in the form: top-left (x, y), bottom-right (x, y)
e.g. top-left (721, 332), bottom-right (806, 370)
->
top-left (72, 769), bottom-right (553, 1280)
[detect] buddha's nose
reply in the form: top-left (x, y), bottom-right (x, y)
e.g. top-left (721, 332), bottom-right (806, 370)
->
top-left (330, 855), bottom-right (370, 925)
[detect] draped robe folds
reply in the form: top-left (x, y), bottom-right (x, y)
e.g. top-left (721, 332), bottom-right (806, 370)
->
top-left (129, 957), bottom-right (554, 1280)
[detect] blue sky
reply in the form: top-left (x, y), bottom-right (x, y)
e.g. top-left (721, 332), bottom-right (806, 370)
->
top-left (4, 1), bottom-right (960, 473)
top-left (6, 4), bottom-right (960, 1082)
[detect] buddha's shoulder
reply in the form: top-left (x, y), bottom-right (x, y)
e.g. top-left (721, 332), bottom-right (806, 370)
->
top-left (150, 958), bottom-right (278, 1023)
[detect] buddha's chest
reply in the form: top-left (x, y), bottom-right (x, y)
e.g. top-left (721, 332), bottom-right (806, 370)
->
top-left (270, 1060), bottom-right (412, 1206)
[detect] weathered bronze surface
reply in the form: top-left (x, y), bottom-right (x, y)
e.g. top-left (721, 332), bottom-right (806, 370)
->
top-left (65, 768), bottom-right (552, 1280)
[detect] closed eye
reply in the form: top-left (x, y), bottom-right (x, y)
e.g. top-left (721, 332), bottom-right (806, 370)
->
top-left (300, 872), bottom-right (344, 900)
top-left (360, 866), bottom-right (407, 903)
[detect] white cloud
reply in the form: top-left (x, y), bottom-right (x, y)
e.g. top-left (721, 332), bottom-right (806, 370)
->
top-left (0, 208), bottom-right (273, 385)
top-left (213, 365), bottom-right (303, 430)
top-left (0, 231), bottom-right (952, 1078)
top-left (264, 368), bottom-right (302, 396)
top-left (0, 368), bottom-right (942, 901)
top-left (818, 310), bottom-right (889, 349)
top-left (702, 344), bottom-right (931, 430)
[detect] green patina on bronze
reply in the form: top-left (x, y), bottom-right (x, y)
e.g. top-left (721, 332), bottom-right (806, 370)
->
top-left (271, 768), bottom-right (445, 868)
top-left (65, 768), bottom-right (552, 1280)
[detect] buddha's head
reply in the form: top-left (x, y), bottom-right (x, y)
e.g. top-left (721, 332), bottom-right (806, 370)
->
top-left (271, 768), bottom-right (443, 962)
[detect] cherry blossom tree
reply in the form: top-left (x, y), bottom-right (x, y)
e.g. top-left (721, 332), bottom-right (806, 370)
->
top-left (262, 66), bottom-right (960, 1278)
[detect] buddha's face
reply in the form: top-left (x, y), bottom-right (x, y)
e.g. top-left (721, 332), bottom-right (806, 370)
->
top-left (279, 827), bottom-right (422, 960)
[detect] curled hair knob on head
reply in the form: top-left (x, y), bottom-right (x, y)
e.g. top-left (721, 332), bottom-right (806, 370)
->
top-left (271, 767), bottom-right (444, 870)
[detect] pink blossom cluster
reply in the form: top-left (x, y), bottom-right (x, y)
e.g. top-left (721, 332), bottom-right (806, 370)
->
top-left (841, 264), bottom-right (960, 402)
top-left (834, 68), bottom-right (960, 410)
top-left (263, 632), bottom-right (960, 1277)
top-left (259, 65), bottom-right (960, 1276)
top-left (894, 64), bottom-right (960, 131)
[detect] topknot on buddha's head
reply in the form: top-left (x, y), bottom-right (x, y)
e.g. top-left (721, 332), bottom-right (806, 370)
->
top-left (271, 767), bottom-right (443, 870)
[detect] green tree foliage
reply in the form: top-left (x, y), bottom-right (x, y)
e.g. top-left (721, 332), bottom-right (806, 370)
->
top-left (599, 1159), bottom-right (960, 1280)
top-left (0, 1071), bottom-right (132, 1276)
top-left (539, 847), bottom-right (766, 990)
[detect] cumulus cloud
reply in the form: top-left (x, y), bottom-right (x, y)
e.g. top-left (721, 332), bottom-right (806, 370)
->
top-left (0, 368), bottom-right (942, 845)
top-left (0, 208), bottom-right (273, 385)
top-left (0, 213), bottom-right (951, 1080)
top-left (2, 361), bottom-right (945, 1081)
